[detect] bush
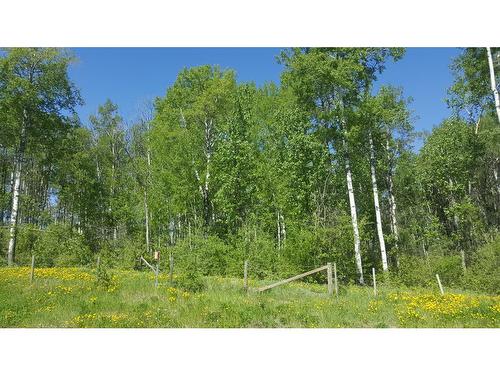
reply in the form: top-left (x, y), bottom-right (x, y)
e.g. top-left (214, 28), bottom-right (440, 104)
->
top-left (390, 254), bottom-right (464, 289)
top-left (12, 224), bottom-right (41, 265)
top-left (173, 271), bottom-right (206, 292)
top-left (95, 263), bottom-right (113, 289)
top-left (228, 229), bottom-right (279, 279)
top-left (31, 223), bottom-right (93, 267)
top-left (431, 255), bottom-right (464, 287)
top-left (172, 235), bottom-right (231, 276)
top-left (465, 237), bottom-right (500, 294)
top-left (99, 237), bottom-right (143, 269)
top-left (390, 255), bottom-right (433, 287)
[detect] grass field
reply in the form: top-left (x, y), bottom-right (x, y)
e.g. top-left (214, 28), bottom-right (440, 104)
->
top-left (1, 266), bottom-right (499, 328)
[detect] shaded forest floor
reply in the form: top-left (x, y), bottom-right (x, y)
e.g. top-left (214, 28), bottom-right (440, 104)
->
top-left (1, 267), bottom-right (499, 328)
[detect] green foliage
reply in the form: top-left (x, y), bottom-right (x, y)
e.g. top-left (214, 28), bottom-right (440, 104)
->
top-left (1, 267), bottom-right (498, 328)
top-left (448, 47), bottom-right (499, 120)
top-left (173, 271), bottom-right (206, 293)
top-left (388, 255), bottom-right (465, 289)
top-left (1, 49), bottom-right (499, 303)
top-left (95, 263), bottom-right (113, 289)
top-left (31, 224), bottom-right (93, 267)
top-left (98, 238), bottom-right (144, 269)
top-left (171, 235), bottom-right (231, 276)
top-left (465, 236), bottom-right (500, 294)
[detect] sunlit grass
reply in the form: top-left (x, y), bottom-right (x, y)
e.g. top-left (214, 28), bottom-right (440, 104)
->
top-left (0, 267), bottom-right (498, 328)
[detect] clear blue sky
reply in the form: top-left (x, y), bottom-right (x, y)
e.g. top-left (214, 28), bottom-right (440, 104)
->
top-left (69, 47), bottom-right (461, 149)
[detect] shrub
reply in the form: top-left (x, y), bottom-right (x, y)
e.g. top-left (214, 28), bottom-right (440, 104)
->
top-left (430, 255), bottom-right (464, 287)
top-left (95, 263), bottom-right (113, 289)
top-left (32, 223), bottom-right (93, 267)
top-left (390, 254), bottom-right (464, 289)
top-left (172, 234), bottom-right (231, 276)
top-left (173, 271), bottom-right (206, 292)
top-left (12, 224), bottom-right (41, 265)
top-left (229, 229), bottom-right (279, 279)
top-left (465, 237), bottom-right (500, 294)
top-left (390, 255), bottom-right (433, 287)
top-left (99, 237), bottom-right (143, 269)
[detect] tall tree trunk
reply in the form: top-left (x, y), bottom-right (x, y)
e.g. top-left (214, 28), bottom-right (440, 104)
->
top-left (449, 179), bottom-right (466, 272)
top-left (343, 137), bottom-right (364, 284)
top-left (276, 210), bottom-right (281, 251)
top-left (385, 137), bottom-right (400, 267)
top-left (7, 110), bottom-right (28, 266)
top-left (369, 131), bottom-right (388, 272)
top-left (281, 212), bottom-right (286, 248)
top-left (111, 138), bottom-right (117, 242)
top-left (143, 189), bottom-right (151, 254)
top-left (486, 47), bottom-right (500, 124)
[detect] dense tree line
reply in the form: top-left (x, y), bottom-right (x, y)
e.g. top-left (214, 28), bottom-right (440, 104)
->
top-left (1, 47), bottom-right (498, 292)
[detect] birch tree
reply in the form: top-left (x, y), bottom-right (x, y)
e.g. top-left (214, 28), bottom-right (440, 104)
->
top-left (89, 100), bottom-right (130, 243)
top-left (449, 48), bottom-right (499, 128)
top-left (361, 87), bottom-right (412, 270)
top-left (0, 48), bottom-right (81, 265)
top-left (279, 48), bottom-right (404, 283)
top-left (486, 47), bottom-right (500, 124)
top-left (152, 66), bottom-right (236, 232)
top-left (417, 119), bottom-right (483, 269)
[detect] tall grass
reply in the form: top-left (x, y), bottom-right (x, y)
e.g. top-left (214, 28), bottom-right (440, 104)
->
top-left (0, 267), bottom-right (498, 328)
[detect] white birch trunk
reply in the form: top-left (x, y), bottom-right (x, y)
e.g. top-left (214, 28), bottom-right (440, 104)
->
top-left (343, 137), bottom-right (364, 284)
top-left (486, 47), bottom-right (500, 124)
top-left (386, 138), bottom-right (399, 244)
top-left (277, 211), bottom-right (281, 251)
top-left (281, 212), bottom-right (286, 247)
top-left (7, 157), bottom-right (22, 266)
top-left (385, 136), bottom-right (400, 268)
top-left (7, 110), bottom-right (27, 266)
top-left (493, 159), bottom-right (500, 196)
top-left (369, 132), bottom-right (388, 272)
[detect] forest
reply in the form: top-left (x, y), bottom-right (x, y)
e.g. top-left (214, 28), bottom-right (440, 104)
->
top-left (0, 47), bottom-right (499, 301)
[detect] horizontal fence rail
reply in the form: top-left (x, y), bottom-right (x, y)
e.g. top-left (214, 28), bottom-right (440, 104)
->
top-left (257, 265), bottom-right (329, 293)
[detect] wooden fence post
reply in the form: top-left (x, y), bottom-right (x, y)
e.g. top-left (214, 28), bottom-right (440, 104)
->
top-left (436, 274), bottom-right (444, 295)
top-left (327, 262), bottom-right (333, 295)
top-left (333, 262), bottom-right (338, 297)
top-left (244, 260), bottom-right (248, 292)
top-left (155, 262), bottom-right (159, 288)
top-left (372, 267), bottom-right (377, 296)
top-left (30, 255), bottom-right (35, 284)
top-left (169, 252), bottom-right (174, 284)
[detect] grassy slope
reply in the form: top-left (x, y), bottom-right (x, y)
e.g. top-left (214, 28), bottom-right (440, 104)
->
top-left (0, 267), bottom-right (499, 328)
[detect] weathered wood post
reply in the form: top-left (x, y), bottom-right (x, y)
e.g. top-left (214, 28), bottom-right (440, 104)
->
top-left (30, 255), bottom-right (35, 284)
top-left (155, 261), bottom-right (159, 288)
top-left (333, 262), bottom-right (338, 297)
top-left (154, 251), bottom-right (160, 288)
top-left (327, 262), bottom-right (333, 295)
top-left (372, 267), bottom-right (377, 296)
top-left (169, 252), bottom-right (174, 284)
top-left (244, 260), bottom-right (248, 292)
top-left (436, 274), bottom-right (444, 295)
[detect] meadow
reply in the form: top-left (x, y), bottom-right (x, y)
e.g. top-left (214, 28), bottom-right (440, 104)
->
top-left (1, 266), bottom-right (499, 328)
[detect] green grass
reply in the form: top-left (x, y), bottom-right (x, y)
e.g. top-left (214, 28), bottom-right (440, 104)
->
top-left (1, 267), bottom-right (499, 328)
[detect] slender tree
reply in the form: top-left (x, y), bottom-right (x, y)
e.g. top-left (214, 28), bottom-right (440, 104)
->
top-left (0, 48), bottom-right (81, 265)
top-left (486, 47), bottom-right (500, 124)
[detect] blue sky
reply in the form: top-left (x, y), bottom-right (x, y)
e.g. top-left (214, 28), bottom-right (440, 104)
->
top-left (69, 47), bottom-right (461, 149)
